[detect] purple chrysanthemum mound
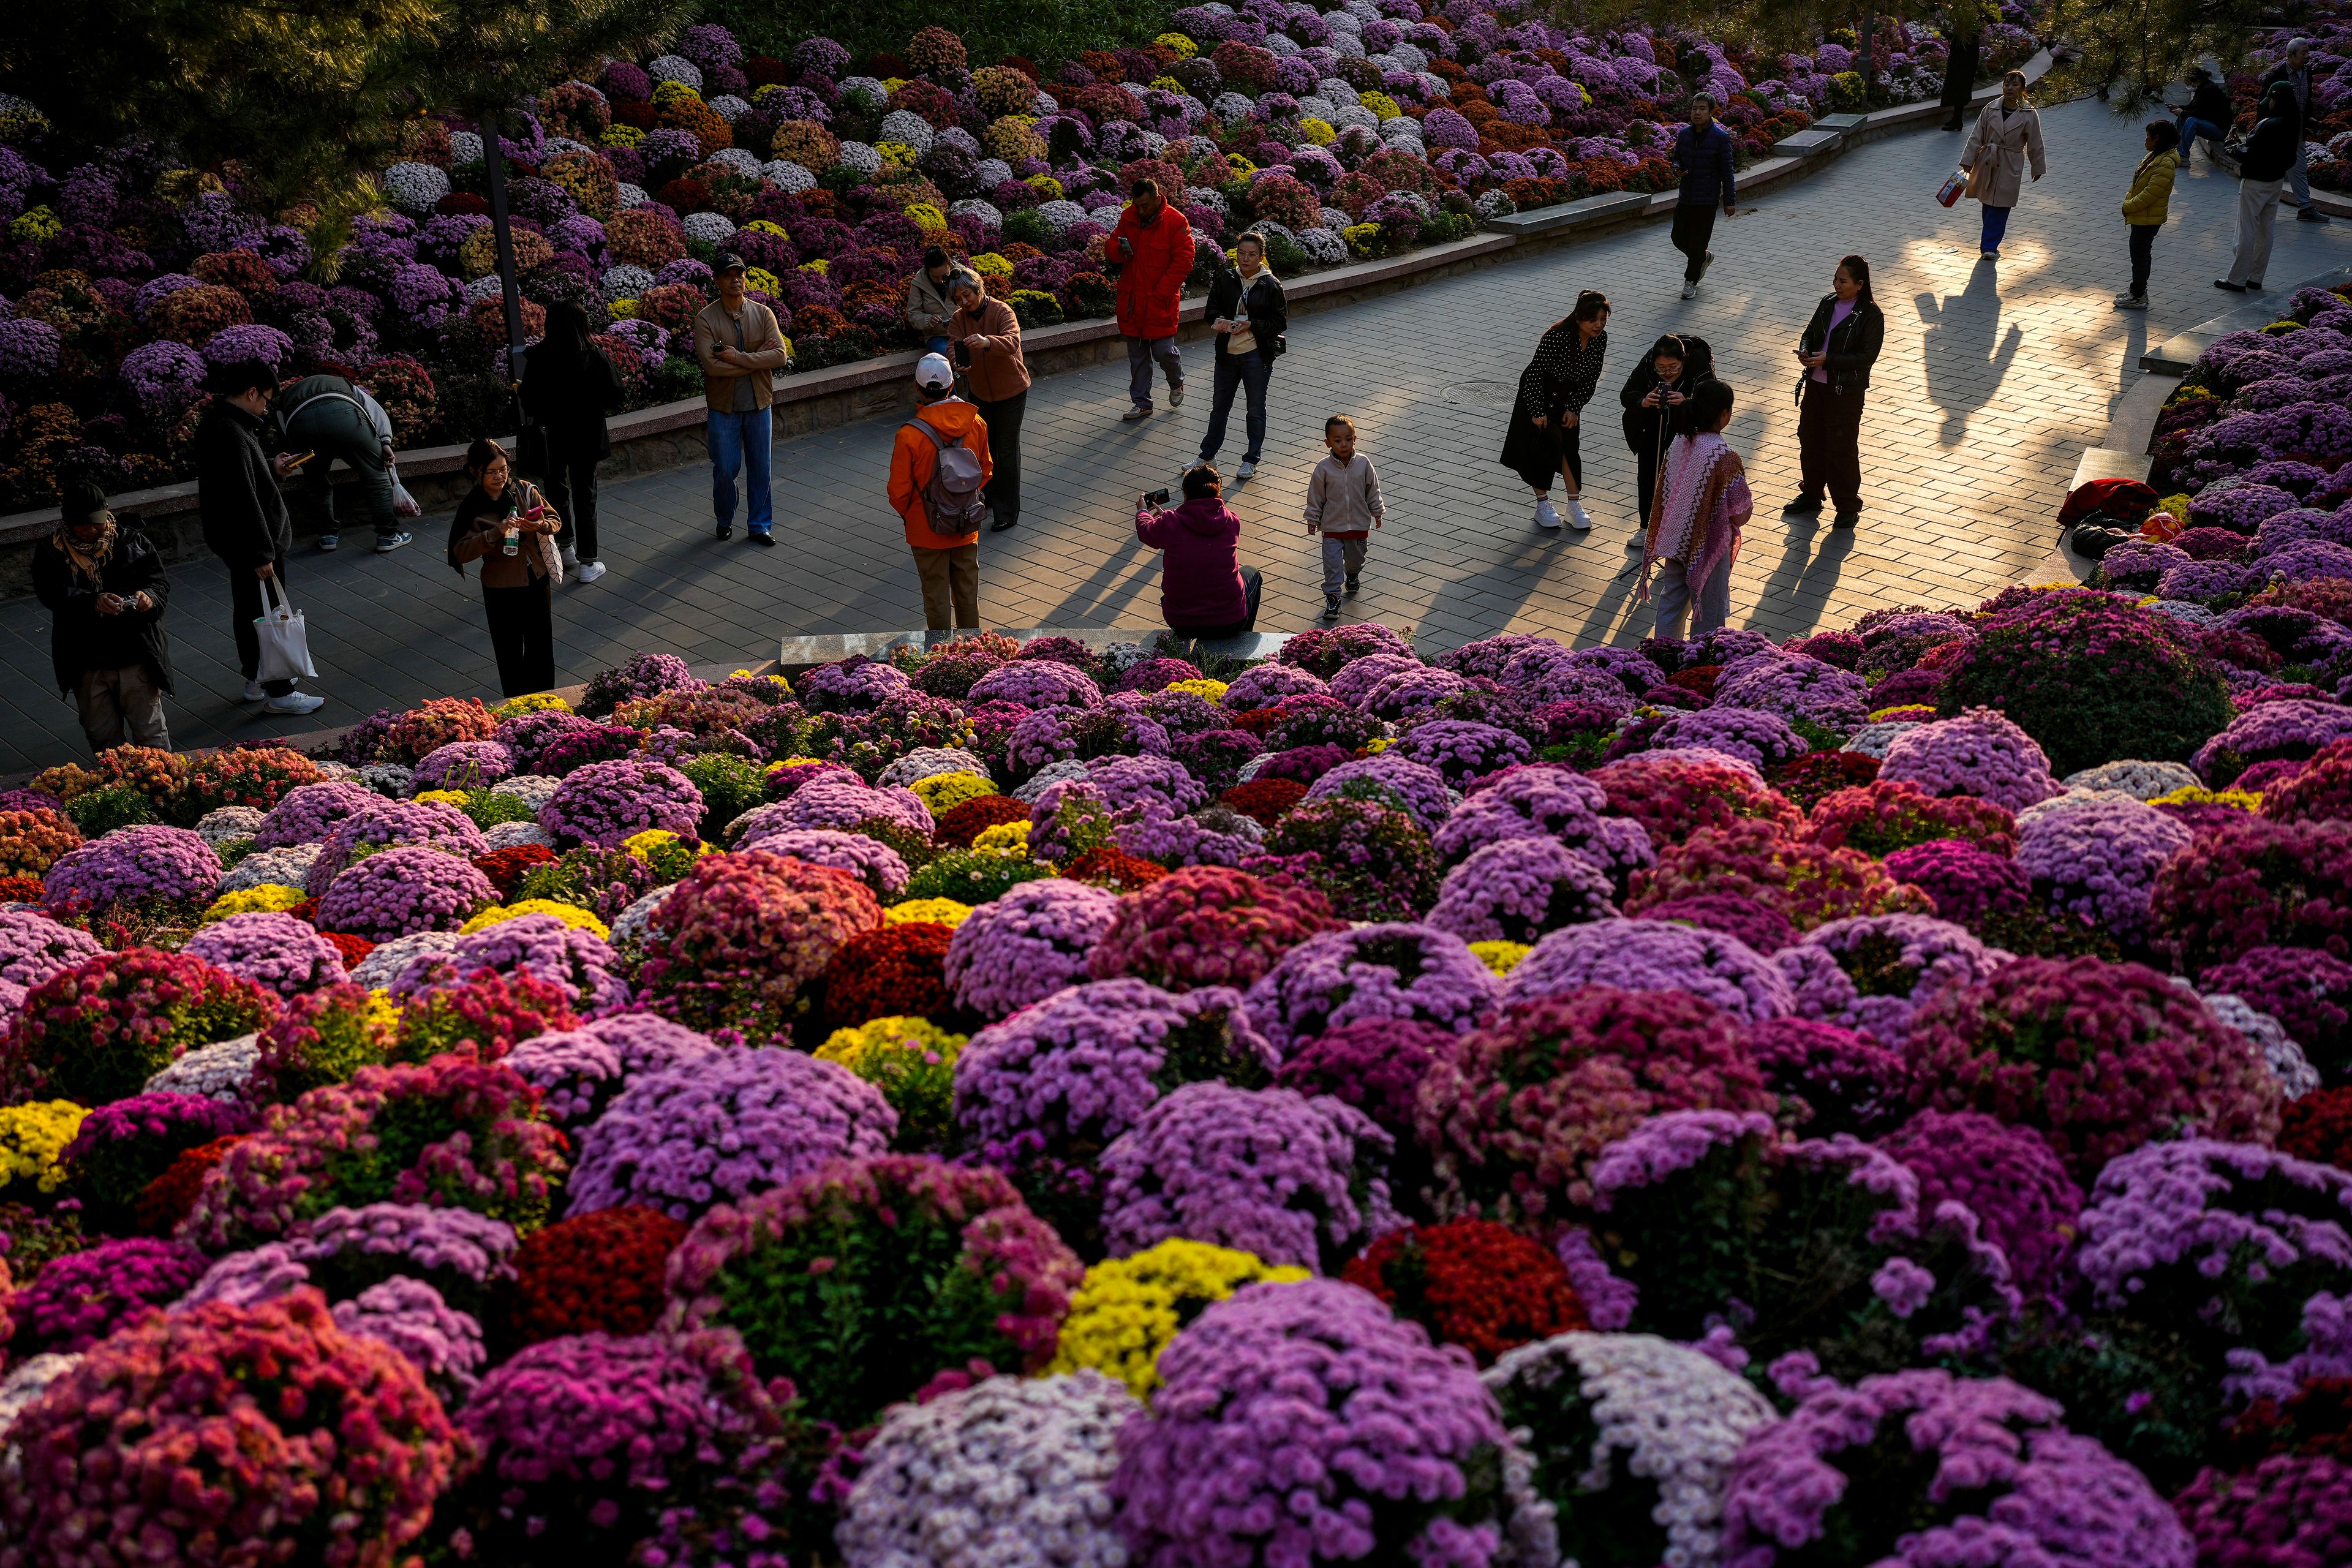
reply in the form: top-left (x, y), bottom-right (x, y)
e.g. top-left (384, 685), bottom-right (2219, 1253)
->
top-left (1303, 753), bottom-right (1457, 833)
top-left (1712, 653), bottom-right (1872, 730)
top-left (2015, 796), bottom-right (2193, 941)
top-left (1432, 764), bottom-right (1655, 883)
top-left (1877, 709), bottom-right (2062, 813)
top-left (1879, 1109), bottom-right (2082, 1294)
top-left (715, 826), bottom-right (909, 899)
top-left (1272, 1017), bottom-right (1452, 1140)
top-left (43, 825), bottom-right (221, 912)
top-left (2197, 946), bottom-right (2352, 1079)
top-left (797, 656), bottom-right (914, 712)
top-left (1719, 1370), bottom-right (2192, 1568)
top-left (736, 775), bottom-right (933, 839)
top-left (968, 658), bottom-right (1101, 710)
top-left (1774, 914), bottom-right (2010, 1046)
top-left (1501, 918), bottom-right (1793, 1022)
top-left (2174, 1453), bottom-right (2352, 1568)
top-left (254, 781), bottom-right (383, 849)
top-left (1110, 1277), bottom-right (1529, 1567)
top-left (1087, 754), bottom-right (1210, 819)
top-left (1746, 1017), bottom-right (1910, 1138)
top-left (1099, 1083), bottom-right (1395, 1272)
top-left (394, 913), bottom-right (628, 1015)
top-left (1392, 720), bottom-right (1534, 787)
top-left (953, 977), bottom-right (1274, 1153)
top-left (184, 911), bottom-right (349, 998)
top-left (567, 1044), bottom-right (897, 1220)
top-left (411, 741), bottom-right (514, 792)
top-left (2193, 698), bottom-right (2352, 786)
top-left (1242, 922), bottom-right (1499, 1052)
top-left (538, 760), bottom-right (704, 848)
top-left (1427, 835), bottom-right (1620, 944)
top-left (331, 1275), bottom-right (487, 1401)
top-left (315, 844), bottom-right (496, 941)
top-left (1645, 707), bottom-right (1812, 771)
top-left (502, 1011), bottom-right (717, 1128)
top-left (0, 908), bottom-right (105, 998)
top-left (1219, 661), bottom-right (1330, 712)
top-left (944, 877), bottom-right (1123, 1019)
top-left (305, 799), bottom-right (487, 895)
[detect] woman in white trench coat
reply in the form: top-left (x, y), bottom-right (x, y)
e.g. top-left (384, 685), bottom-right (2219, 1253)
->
top-left (1960, 70), bottom-right (2049, 259)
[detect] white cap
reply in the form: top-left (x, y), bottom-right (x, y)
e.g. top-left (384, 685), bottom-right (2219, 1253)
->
top-left (914, 352), bottom-right (955, 390)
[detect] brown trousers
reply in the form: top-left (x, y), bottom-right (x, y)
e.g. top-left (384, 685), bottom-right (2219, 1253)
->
top-left (913, 543), bottom-right (979, 630)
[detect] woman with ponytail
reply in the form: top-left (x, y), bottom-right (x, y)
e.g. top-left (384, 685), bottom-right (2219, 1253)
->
top-left (1787, 254), bottom-right (1885, 530)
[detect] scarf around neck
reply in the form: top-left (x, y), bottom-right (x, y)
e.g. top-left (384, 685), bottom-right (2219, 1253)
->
top-left (54, 513), bottom-right (117, 587)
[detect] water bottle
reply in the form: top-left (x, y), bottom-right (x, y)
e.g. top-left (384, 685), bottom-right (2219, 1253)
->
top-left (502, 512), bottom-right (521, 557)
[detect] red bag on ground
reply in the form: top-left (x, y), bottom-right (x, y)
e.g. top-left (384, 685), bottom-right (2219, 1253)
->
top-left (2056, 477), bottom-right (2162, 533)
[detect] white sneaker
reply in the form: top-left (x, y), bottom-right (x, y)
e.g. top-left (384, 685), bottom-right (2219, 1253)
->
top-left (264, 691), bottom-right (325, 717)
top-left (1236, 459), bottom-right (1256, 478)
top-left (242, 679), bottom-right (266, 702)
top-left (576, 559), bottom-right (607, 583)
top-left (560, 545), bottom-right (580, 568)
top-left (317, 533), bottom-right (339, 553)
top-left (1534, 498), bottom-right (1561, 529)
top-left (1564, 499), bottom-right (1594, 531)
top-left (1681, 281), bottom-right (1698, 300)
top-left (373, 531), bottom-right (413, 554)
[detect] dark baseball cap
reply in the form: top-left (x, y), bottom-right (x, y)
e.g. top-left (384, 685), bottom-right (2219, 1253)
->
top-left (714, 252), bottom-right (748, 276)
top-left (201, 358), bottom-right (279, 396)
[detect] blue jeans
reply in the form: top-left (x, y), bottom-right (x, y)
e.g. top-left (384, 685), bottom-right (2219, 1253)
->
top-left (1126, 334), bottom-right (1182, 409)
top-left (1979, 203), bottom-right (2013, 254)
top-left (707, 407), bottom-right (772, 535)
top-left (1200, 350), bottom-right (1271, 465)
top-left (2179, 116), bottom-right (2225, 159)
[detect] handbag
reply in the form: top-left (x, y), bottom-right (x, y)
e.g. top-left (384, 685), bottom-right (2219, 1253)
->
top-left (1937, 169), bottom-right (1968, 206)
top-left (252, 575), bottom-right (317, 685)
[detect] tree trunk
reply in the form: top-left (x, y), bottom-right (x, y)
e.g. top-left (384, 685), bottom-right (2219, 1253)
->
top-left (481, 115), bottom-right (529, 390)
top-left (1858, 12), bottom-right (1876, 92)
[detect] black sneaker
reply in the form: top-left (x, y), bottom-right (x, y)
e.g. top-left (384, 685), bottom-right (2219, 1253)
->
top-left (1831, 509), bottom-right (1860, 529)
top-left (2215, 279), bottom-right (2247, 292)
top-left (1784, 493), bottom-right (1823, 514)
top-left (2298, 207), bottom-right (2331, 223)
top-left (1322, 594), bottom-right (1341, 619)
top-left (1344, 575), bottom-right (1359, 595)
top-left (715, 521), bottom-right (734, 540)
top-left (748, 531), bottom-right (775, 548)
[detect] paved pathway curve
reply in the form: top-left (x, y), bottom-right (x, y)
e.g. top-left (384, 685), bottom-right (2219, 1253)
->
top-left (2, 96), bottom-right (2345, 772)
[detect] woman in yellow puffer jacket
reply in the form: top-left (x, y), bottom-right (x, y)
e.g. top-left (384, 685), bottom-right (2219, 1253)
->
top-left (2118, 120), bottom-right (2182, 310)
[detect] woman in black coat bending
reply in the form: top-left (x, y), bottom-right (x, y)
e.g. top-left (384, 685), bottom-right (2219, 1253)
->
top-left (519, 301), bottom-right (625, 583)
top-left (1787, 254), bottom-right (1886, 529)
top-left (1499, 290), bottom-right (1609, 532)
top-left (1619, 331), bottom-right (1714, 540)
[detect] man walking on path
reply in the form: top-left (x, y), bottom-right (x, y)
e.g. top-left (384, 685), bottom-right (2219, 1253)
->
top-left (1670, 96), bottom-right (1737, 300)
top-left (1110, 179), bottom-right (1193, 421)
top-left (194, 358), bottom-right (322, 717)
top-left (888, 353), bottom-right (992, 630)
top-left (2265, 39), bottom-right (2332, 224)
top-left (694, 253), bottom-right (790, 546)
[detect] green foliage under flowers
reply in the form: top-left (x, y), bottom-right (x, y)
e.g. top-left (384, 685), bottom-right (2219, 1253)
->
top-left (899, 848), bottom-right (1052, 905)
top-left (1489, 1362), bottom-right (1670, 1568)
top-left (65, 784), bottom-right (151, 839)
top-left (459, 790), bottom-right (538, 831)
top-left (848, 816), bottom-right (940, 873)
top-left (1994, 1305), bottom-right (2214, 1494)
top-left (680, 753), bottom-right (766, 840)
top-left (517, 846), bottom-right (655, 921)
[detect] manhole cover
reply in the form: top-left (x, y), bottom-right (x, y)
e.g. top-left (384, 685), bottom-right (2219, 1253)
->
top-left (1442, 380), bottom-right (1517, 407)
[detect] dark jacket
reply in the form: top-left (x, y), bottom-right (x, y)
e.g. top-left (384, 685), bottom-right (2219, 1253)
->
top-left (2186, 80), bottom-right (2233, 128)
top-left (1619, 334), bottom-right (1717, 463)
top-left (195, 399), bottom-right (292, 568)
top-left (1135, 496), bottom-right (1248, 627)
top-left (520, 345), bottom-right (627, 461)
top-left (1797, 294), bottom-right (1887, 397)
top-left (2237, 108), bottom-right (2301, 183)
top-left (1671, 121), bottom-right (1738, 208)
top-left (1202, 262), bottom-right (1287, 361)
top-left (2262, 62), bottom-right (2313, 119)
top-left (32, 522), bottom-right (173, 695)
top-left (1499, 323), bottom-right (1607, 490)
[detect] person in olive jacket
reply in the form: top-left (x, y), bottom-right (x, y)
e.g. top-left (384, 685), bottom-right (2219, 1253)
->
top-left (1191, 230), bottom-right (1288, 481)
top-left (1787, 255), bottom-right (1886, 530)
top-left (32, 480), bottom-right (173, 753)
top-left (194, 357), bottom-right (322, 715)
top-left (1619, 331), bottom-right (1714, 538)
top-left (521, 301), bottom-right (626, 581)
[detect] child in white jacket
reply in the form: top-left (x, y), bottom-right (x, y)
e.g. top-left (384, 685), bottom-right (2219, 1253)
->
top-left (1303, 415), bottom-right (1383, 619)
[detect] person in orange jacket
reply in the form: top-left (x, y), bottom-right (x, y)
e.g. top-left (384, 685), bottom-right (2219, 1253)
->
top-left (888, 353), bottom-right (993, 630)
top-left (1109, 179), bottom-right (1194, 422)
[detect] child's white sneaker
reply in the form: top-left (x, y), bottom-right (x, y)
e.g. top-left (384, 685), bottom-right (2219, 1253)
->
top-left (1534, 497), bottom-right (1561, 529)
top-left (1564, 499), bottom-right (1593, 531)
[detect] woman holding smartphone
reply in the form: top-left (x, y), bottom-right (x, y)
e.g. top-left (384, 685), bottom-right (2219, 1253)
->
top-left (446, 437), bottom-right (563, 695)
top-left (1189, 231), bottom-right (1287, 481)
top-left (1787, 255), bottom-right (1885, 530)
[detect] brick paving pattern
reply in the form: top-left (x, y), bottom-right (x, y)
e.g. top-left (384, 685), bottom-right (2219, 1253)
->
top-left (1, 96), bottom-right (2344, 772)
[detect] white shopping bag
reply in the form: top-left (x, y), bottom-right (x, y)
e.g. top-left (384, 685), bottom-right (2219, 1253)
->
top-left (254, 575), bottom-right (317, 684)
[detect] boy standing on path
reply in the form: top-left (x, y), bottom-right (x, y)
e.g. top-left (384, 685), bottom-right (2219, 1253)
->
top-left (1303, 415), bottom-right (1382, 619)
top-left (1669, 95), bottom-right (1738, 300)
top-left (888, 354), bottom-right (992, 630)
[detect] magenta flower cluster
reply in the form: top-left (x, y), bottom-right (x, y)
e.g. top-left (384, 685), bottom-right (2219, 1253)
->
top-left (184, 911), bottom-right (349, 997)
top-left (944, 877), bottom-right (1123, 1018)
top-left (538, 759), bottom-right (705, 848)
top-left (42, 824), bottom-right (221, 911)
top-left (1876, 708), bottom-right (2062, 812)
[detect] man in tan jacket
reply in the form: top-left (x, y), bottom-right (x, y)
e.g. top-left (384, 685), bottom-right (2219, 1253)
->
top-left (692, 253), bottom-right (790, 545)
top-left (946, 271), bottom-right (1030, 533)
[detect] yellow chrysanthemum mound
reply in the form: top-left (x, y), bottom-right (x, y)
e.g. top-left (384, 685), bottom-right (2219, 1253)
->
top-left (1049, 1238), bottom-right (1311, 1400)
top-left (815, 1014), bottom-right (967, 1147)
top-left (884, 897), bottom-right (974, 927)
top-left (461, 899), bottom-right (612, 938)
top-left (908, 771), bottom-right (998, 815)
top-left (2151, 785), bottom-right (2261, 811)
top-left (0, 1101), bottom-right (88, 1196)
top-left (201, 884), bottom-right (308, 924)
top-left (1164, 678), bottom-right (1228, 704)
top-left (413, 789), bottom-right (468, 807)
top-left (1469, 940), bottom-right (1532, 977)
top-left (492, 692), bottom-right (571, 720)
top-left (971, 821), bottom-right (1031, 859)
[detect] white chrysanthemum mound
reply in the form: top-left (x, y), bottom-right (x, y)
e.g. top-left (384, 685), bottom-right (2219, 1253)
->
top-left (837, 1370), bottom-right (1140, 1568)
top-left (2199, 989), bottom-right (2320, 1098)
top-left (2060, 759), bottom-right (2203, 799)
top-left (143, 1033), bottom-right (262, 1103)
top-left (877, 748), bottom-right (995, 788)
top-left (349, 930), bottom-right (462, 990)
top-left (482, 821), bottom-right (557, 851)
top-left (1483, 1332), bottom-right (1780, 1568)
top-left (195, 807), bottom-right (266, 846)
top-left (217, 843), bottom-right (320, 895)
top-left (682, 211), bottom-right (736, 246)
top-left (606, 885), bottom-right (675, 948)
top-left (1839, 721), bottom-right (1920, 760)
top-left (493, 773), bottom-right (562, 810)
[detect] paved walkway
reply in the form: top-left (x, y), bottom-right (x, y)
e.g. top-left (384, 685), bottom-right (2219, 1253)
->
top-left (2, 95), bottom-right (2345, 772)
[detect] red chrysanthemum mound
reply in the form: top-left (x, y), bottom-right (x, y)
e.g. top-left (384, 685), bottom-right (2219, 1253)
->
top-left (935, 793), bottom-right (1031, 847)
top-left (1803, 779), bottom-right (2018, 858)
top-left (1417, 986), bottom-right (1776, 1220)
top-left (320, 932), bottom-right (375, 970)
top-left (638, 849), bottom-right (884, 1038)
top-left (379, 696), bottom-right (499, 763)
top-left (1221, 777), bottom-right (1308, 827)
top-left (1903, 956), bottom-right (2283, 1182)
top-left (502, 1205), bottom-right (688, 1346)
top-left (134, 1134), bottom-right (249, 1237)
top-left (475, 843), bottom-right (559, 899)
top-left (2280, 1086), bottom-right (2352, 1170)
top-left (1063, 845), bottom-right (1170, 892)
top-left (2151, 817), bottom-right (2352, 968)
top-left (1340, 1218), bottom-right (1589, 1363)
top-left (1087, 865), bottom-right (1348, 992)
top-left (1627, 818), bottom-right (1936, 932)
top-left (1771, 751), bottom-right (1882, 813)
top-left (1591, 753), bottom-right (1804, 846)
top-left (1, 948), bottom-right (276, 1106)
top-left (393, 967), bottom-right (581, 1064)
top-left (0, 874), bottom-right (45, 903)
top-left (823, 920), bottom-right (957, 1029)
top-left (0, 1288), bottom-right (461, 1566)
top-left (2261, 743), bottom-right (2352, 824)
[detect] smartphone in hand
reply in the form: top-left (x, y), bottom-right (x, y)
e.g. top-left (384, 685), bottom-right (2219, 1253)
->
top-left (1145, 488), bottom-right (1172, 508)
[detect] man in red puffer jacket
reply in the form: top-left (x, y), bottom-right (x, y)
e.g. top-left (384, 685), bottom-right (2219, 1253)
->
top-left (1110, 179), bottom-right (1194, 423)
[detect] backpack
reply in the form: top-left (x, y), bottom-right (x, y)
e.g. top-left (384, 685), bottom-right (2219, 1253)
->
top-left (903, 415), bottom-right (989, 534)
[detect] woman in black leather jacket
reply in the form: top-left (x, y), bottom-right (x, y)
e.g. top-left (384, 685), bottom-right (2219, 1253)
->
top-left (1190, 230), bottom-right (1288, 480)
top-left (1788, 254), bottom-right (1886, 529)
